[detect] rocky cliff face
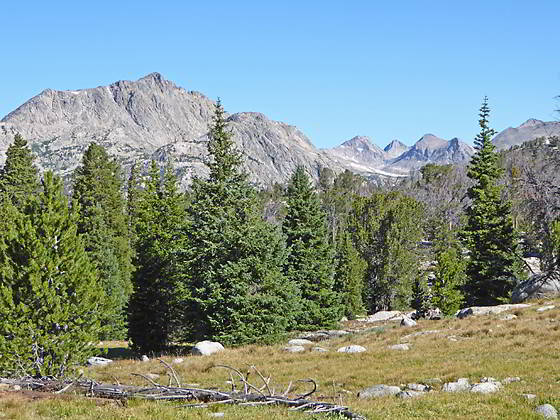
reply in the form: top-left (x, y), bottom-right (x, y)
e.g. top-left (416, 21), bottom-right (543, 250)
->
top-left (1, 73), bottom-right (555, 188)
top-left (0, 73), bottom-right (347, 187)
top-left (384, 139), bottom-right (410, 160)
top-left (389, 135), bottom-right (475, 171)
top-left (492, 119), bottom-right (560, 150)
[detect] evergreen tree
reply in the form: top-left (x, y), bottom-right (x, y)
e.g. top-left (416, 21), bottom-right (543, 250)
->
top-left (0, 172), bottom-right (105, 377)
top-left (351, 192), bottom-right (425, 311)
top-left (410, 275), bottom-right (431, 317)
top-left (431, 223), bottom-right (465, 315)
top-left (128, 160), bottom-right (186, 353)
top-left (178, 100), bottom-right (295, 345)
top-left (0, 134), bottom-right (40, 210)
top-left (333, 230), bottom-right (366, 319)
top-left (72, 143), bottom-right (133, 339)
top-left (283, 166), bottom-right (341, 330)
top-left (462, 98), bottom-right (523, 305)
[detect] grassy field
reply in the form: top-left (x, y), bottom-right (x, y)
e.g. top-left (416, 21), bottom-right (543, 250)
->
top-left (1, 299), bottom-right (560, 419)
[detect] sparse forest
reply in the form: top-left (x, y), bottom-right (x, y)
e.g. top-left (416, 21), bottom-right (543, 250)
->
top-left (1, 99), bottom-right (559, 376)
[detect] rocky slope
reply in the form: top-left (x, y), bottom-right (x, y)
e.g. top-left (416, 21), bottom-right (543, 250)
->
top-left (1, 73), bottom-right (557, 187)
top-left (492, 118), bottom-right (560, 150)
top-left (388, 135), bottom-right (475, 171)
top-left (0, 73), bottom-right (348, 187)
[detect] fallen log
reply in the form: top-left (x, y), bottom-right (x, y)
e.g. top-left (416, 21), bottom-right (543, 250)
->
top-left (0, 375), bottom-right (366, 419)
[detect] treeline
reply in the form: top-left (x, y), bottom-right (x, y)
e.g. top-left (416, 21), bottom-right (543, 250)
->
top-left (1, 99), bottom-right (559, 377)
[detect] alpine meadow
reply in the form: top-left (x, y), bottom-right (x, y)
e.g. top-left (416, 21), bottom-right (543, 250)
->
top-left (1, 3), bottom-right (560, 416)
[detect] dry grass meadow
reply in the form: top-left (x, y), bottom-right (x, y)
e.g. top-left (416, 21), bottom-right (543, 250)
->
top-left (1, 299), bottom-right (560, 419)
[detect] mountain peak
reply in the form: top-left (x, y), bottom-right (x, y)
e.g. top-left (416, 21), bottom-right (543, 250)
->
top-left (414, 134), bottom-right (448, 150)
top-left (519, 118), bottom-right (543, 129)
top-left (139, 72), bottom-right (164, 82)
top-left (383, 139), bottom-right (409, 159)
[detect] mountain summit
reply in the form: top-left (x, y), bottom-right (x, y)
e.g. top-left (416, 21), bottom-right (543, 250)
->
top-left (1, 74), bottom-right (557, 186)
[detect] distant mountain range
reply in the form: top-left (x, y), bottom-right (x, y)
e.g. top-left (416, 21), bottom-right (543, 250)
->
top-left (0, 73), bottom-right (558, 187)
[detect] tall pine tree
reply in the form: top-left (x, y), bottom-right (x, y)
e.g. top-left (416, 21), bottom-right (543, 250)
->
top-left (0, 134), bottom-right (40, 210)
top-left (283, 166), bottom-right (341, 330)
top-left (128, 160), bottom-right (186, 353)
top-left (178, 100), bottom-right (295, 345)
top-left (462, 98), bottom-right (523, 305)
top-left (0, 172), bottom-right (106, 377)
top-left (333, 230), bottom-right (366, 319)
top-left (72, 143), bottom-right (133, 339)
top-left (431, 222), bottom-right (465, 315)
top-left (350, 192), bottom-right (425, 311)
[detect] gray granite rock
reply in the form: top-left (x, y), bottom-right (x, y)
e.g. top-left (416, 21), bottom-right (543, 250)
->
top-left (442, 378), bottom-right (470, 392)
top-left (456, 304), bottom-right (531, 319)
top-left (192, 340), bottom-right (224, 356)
top-left (283, 345), bottom-right (305, 353)
top-left (537, 305), bottom-right (556, 312)
top-left (358, 384), bottom-right (401, 399)
top-left (400, 316), bottom-right (417, 327)
top-left (388, 344), bottom-right (410, 351)
top-left (535, 404), bottom-right (558, 419)
top-left (471, 382), bottom-right (501, 394)
top-left (87, 356), bottom-right (113, 366)
top-left (406, 383), bottom-right (430, 392)
top-left (337, 345), bottom-right (366, 354)
top-left (512, 272), bottom-right (560, 303)
top-left (360, 311), bottom-right (403, 323)
top-left (288, 338), bottom-right (314, 346)
top-left (397, 390), bottom-right (424, 398)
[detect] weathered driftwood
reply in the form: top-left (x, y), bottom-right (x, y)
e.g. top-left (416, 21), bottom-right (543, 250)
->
top-left (0, 370), bottom-right (366, 420)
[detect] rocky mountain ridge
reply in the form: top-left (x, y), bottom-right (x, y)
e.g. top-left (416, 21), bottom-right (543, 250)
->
top-left (0, 73), bottom-right (556, 187)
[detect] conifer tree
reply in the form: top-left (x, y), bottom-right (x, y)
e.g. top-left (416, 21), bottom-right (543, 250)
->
top-left (178, 100), bottom-right (295, 345)
top-left (462, 98), bottom-right (523, 305)
top-left (410, 275), bottom-right (431, 317)
top-left (72, 143), bottom-right (133, 339)
top-left (431, 223), bottom-right (465, 315)
top-left (128, 160), bottom-right (186, 353)
top-left (0, 134), bottom-right (39, 210)
top-left (333, 230), bottom-right (366, 319)
top-left (0, 172), bottom-right (105, 377)
top-left (350, 192), bottom-right (425, 311)
top-left (283, 166), bottom-right (341, 329)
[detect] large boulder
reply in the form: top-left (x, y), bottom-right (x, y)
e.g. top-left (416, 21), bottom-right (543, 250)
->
top-left (191, 340), bottom-right (224, 356)
top-left (512, 272), bottom-right (560, 303)
top-left (358, 311), bottom-right (403, 323)
top-left (535, 404), bottom-right (558, 419)
top-left (288, 339), bottom-right (314, 346)
top-left (442, 378), bottom-right (470, 392)
top-left (456, 304), bottom-right (531, 319)
top-left (87, 356), bottom-right (113, 366)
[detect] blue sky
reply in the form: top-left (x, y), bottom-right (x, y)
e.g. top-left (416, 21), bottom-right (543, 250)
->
top-left (1, 1), bottom-right (559, 148)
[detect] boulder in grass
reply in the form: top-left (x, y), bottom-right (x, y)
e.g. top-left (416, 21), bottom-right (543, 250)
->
top-left (288, 338), bottom-right (314, 346)
top-left (511, 271), bottom-right (560, 303)
top-left (87, 357), bottom-right (113, 366)
top-left (535, 404), bottom-right (558, 419)
top-left (470, 382), bottom-right (501, 394)
top-left (358, 384), bottom-right (401, 399)
top-left (191, 340), bottom-right (224, 356)
top-left (400, 316), bottom-right (417, 327)
top-left (337, 345), bottom-right (366, 354)
top-left (397, 390), bottom-right (424, 398)
top-left (283, 345), bottom-right (305, 353)
top-left (442, 378), bottom-right (470, 392)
